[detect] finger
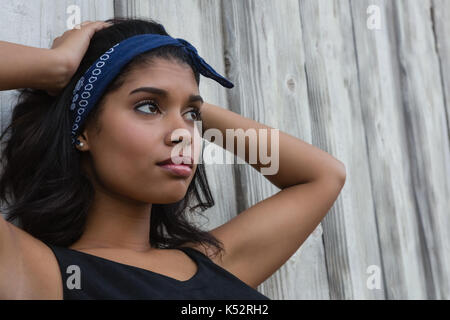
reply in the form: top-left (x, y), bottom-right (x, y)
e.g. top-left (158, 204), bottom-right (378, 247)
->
top-left (87, 21), bottom-right (113, 33)
top-left (72, 20), bottom-right (111, 33)
top-left (73, 20), bottom-right (93, 29)
top-left (85, 21), bottom-right (109, 27)
top-left (91, 21), bottom-right (113, 27)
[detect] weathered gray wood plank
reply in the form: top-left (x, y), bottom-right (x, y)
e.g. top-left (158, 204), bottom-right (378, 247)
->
top-left (432, 0), bottom-right (450, 146)
top-left (350, 0), bottom-right (431, 299)
top-left (222, 0), bottom-right (331, 299)
top-left (391, 0), bottom-right (450, 299)
top-left (298, 0), bottom-right (384, 299)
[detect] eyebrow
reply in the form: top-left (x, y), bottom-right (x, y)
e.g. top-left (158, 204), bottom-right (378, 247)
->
top-left (129, 87), bottom-right (204, 104)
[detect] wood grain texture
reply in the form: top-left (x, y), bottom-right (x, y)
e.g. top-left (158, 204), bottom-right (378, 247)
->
top-left (297, 0), bottom-right (384, 300)
top-left (391, 0), bottom-right (450, 299)
top-left (350, 0), bottom-right (429, 299)
top-left (220, 0), bottom-right (333, 300)
top-left (432, 0), bottom-right (450, 153)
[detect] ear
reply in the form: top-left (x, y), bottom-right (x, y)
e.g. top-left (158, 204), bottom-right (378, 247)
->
top-left (76, 131), bottom-right (89, 151)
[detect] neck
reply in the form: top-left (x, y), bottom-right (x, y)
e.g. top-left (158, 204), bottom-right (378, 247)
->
top-left (70, 188), bottom-right (153, 252)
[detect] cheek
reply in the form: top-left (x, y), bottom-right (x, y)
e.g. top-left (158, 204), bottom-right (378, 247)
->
top-left (90, 114), bottom-right (163, 199)
top-left (90, 144), bottom-right (160, 203)
top-left (100, 109), bottom-right (159, 160)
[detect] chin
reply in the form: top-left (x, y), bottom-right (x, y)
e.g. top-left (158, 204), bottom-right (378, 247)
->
top-left (154, 189), bottom-right (188, 204)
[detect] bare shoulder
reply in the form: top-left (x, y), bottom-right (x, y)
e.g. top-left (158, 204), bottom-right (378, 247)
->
top-left (3, 222), bottom-right (62, 299)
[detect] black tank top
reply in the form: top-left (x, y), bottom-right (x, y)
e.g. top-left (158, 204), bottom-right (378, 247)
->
top-left (45, 243), bottom-right (270, 300)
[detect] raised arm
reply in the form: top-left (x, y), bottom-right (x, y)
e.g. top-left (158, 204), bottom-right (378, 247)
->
top-left (0, 21), bottom-right (112, 96)
top-left (0, 41), bottom-right (69, 94)
top-left (200, 102), bottom-right (346, 188)
top-left (187, 102), bottom-right (346, 289)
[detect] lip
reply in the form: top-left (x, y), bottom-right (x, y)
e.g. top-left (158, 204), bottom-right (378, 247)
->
top-left (158, 164), bottom-right (192, 177)
top-left (156, 156), bottom-right (194, 168)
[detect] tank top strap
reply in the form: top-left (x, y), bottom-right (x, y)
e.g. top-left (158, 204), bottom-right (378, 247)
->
top-left (176, 246), bottom-right (226, 274)
top-left (44, 241), bottom-right (66, 267)
top-left (176, 245), bottom-right (269, 299)
top-left (177, 246), bottom-right (240, 280)
top-left (176, 246), bottom-right (215, 263)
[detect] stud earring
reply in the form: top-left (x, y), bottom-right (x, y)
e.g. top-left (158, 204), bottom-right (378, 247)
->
top-left (79, 142), bottom-right (84, 147)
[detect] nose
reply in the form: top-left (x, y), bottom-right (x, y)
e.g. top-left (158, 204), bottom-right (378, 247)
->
top-left (163, 111), bottom-right (193, 147)
top-left (162, 111), bottom-right (203, 166)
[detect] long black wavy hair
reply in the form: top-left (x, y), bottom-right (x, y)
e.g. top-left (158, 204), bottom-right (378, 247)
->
top-left (0, 17), bottom-right (224, 258)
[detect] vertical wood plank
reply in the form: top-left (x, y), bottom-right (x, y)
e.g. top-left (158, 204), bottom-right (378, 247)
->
top-left (298, 0), bottom-right (384, 299)
top-left (391, 0), bottom-right (450, 299)
top-left (432, 0), bottom-right (450, 143)
top-left (350, 0), bottom-right (431, 299)
top-left (222, 0), bottom-right (331, 299)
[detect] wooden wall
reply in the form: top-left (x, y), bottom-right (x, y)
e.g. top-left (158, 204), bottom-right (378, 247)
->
top-left (0, 0), bottom-right (448, 299)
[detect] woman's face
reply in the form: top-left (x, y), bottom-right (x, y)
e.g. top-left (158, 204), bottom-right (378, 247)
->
top-left (79, 58), bottom-right (203, 204)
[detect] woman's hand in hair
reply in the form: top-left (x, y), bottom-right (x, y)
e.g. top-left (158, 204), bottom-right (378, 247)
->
top-left (46, 20), bottom-right (113, 96)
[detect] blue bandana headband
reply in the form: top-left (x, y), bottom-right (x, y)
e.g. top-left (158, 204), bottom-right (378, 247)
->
top-left (70, 34), bottom-right (234, 147)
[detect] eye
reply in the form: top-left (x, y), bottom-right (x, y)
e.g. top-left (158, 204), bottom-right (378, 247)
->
top-left (134, 100), bottom-right (160, 115)
top-left (134, 99), bottom-right (202, 121)
top-left (186, 108), bottom-right (202, 122)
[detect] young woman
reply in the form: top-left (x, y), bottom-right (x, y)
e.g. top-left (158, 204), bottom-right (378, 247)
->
top-left (0, 18), bottom-right (346, 299)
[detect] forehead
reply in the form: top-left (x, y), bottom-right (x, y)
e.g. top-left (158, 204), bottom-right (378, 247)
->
top-left (123, 58), bottom-right (198, 92)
